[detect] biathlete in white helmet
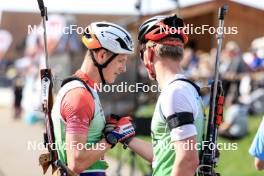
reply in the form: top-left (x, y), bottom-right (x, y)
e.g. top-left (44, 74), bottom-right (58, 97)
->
top-left (51, 22), bottom-right (136, 175)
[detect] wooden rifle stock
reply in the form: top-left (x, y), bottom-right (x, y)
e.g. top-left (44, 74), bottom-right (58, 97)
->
top-left (37, 0), bottom-right (78, 175)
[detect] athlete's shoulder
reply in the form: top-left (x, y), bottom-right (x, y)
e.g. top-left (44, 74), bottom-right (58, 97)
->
top-left (162, 79), bottom-right (195, 99)
top-left (62, 87), bottom-right (94, 110)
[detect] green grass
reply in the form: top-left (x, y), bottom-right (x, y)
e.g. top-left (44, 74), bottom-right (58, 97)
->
top-left (216, 114), bottom-right (263, 176)
top-left (107, 104), bottom-right (264, 175)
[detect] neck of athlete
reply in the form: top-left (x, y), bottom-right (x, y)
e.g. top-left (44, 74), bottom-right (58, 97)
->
top-left (80, 56), bottom-right (102, 84)
top-left (155, 57), bottom-right (182, 90)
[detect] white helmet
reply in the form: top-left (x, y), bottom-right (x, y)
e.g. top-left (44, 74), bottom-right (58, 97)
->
top-left (82, 22), bottom-right (134, 54)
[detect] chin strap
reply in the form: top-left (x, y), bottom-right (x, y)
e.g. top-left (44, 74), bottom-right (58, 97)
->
top-left (89, 50), bottom-right (118, 84)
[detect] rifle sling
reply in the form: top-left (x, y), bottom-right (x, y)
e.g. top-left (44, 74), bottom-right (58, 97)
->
top-left (61, 76), bottom-right (95, 99)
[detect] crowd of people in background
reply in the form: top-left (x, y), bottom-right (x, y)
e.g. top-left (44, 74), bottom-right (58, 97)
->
top-left (0, 14), bottom-right (81, 123)
top-left (181, 38), bottom-right (264, 140)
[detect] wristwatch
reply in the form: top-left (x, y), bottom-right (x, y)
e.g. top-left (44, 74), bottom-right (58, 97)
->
top-left (105, 133), bottom-right (118, 148)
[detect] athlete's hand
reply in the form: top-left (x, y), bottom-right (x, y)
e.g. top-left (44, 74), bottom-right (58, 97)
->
top-left (111, 116), bottom-right (135, 143)
top-left (104, 115), bottom-right (135, 148)
top-left (104, 114), bottom-right (122, 134)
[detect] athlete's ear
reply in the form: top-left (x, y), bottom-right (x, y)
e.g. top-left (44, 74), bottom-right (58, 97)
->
top-left (144, 47), bottom-right (156, 78)
top-left (146, 47), bottom-right (154, 63)
top-left (96, 49), bottom-right (108, 64)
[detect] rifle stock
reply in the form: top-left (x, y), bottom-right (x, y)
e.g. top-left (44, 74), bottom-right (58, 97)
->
top-left (40, 68), bottom-right (58, 173)
top-left (37, 0), bottom-right (78, 175)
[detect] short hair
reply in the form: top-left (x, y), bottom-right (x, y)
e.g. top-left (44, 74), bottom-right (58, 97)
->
top-left (144, 37), bottom-right (184, 61)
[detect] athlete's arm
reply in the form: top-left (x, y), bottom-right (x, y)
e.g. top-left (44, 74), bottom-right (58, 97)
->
top-left (66, 134), bottom-right (111, 173)
top-left (127, 137), bottom-right (153, 163)
top-left (171, 136), bottom-right (199, 176)
top-left (61, 88), bottom-right (111, 173)
top-left (160, 84), bottom-right (200, 176)
top-left (249, 117), bottom-right (264, 171)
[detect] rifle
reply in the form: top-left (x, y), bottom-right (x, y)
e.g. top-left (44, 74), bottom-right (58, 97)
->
top-left (37, 0), bottom-right (77, 175)
top-left (197, 5), bottom-right (228, 176)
